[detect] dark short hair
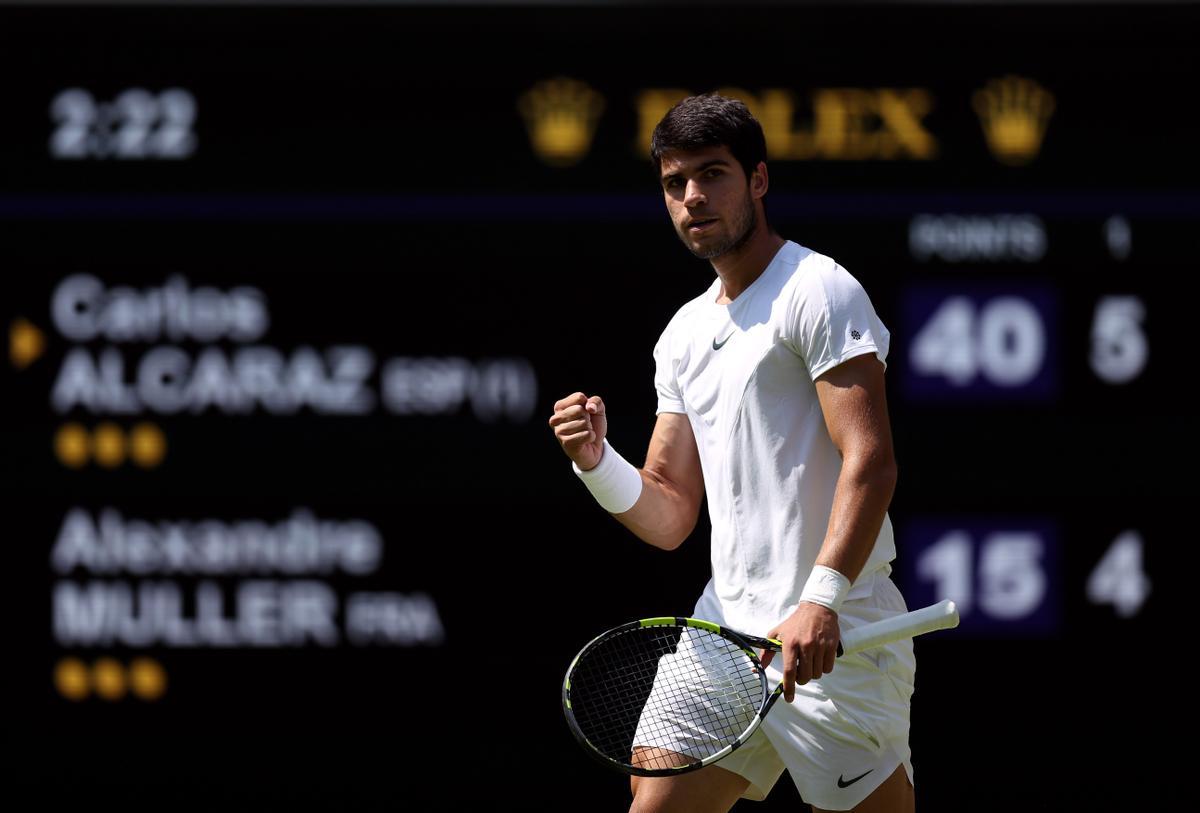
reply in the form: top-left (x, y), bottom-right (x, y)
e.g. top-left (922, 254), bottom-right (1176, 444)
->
top-left (650, 93), bottom-right (768, 182)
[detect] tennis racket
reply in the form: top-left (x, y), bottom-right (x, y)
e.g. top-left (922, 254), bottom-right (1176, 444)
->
top-left (562, 599), bottom-right (958, 777)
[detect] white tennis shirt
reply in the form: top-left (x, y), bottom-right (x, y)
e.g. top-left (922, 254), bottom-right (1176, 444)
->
top-left (653, 240), bottom-right (897, 635)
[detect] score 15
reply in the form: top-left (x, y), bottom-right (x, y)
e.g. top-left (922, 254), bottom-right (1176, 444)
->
top-left (900, 519), bottom-right (1061, 636)
top-left (900, 519), bottom-right (1151, 637)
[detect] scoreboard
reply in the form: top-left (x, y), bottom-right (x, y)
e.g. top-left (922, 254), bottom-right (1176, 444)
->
top-left (2, 3), bottom-right (1195, 810)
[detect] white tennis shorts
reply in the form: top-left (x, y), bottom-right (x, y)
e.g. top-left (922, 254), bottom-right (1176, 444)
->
top-left (632, 572), bottom-right (916, 811)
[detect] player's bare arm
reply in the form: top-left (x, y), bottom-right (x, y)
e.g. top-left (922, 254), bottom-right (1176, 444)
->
top-left (762, 353), bottom-right (898, 699)
top-left (550, 393), bottom-right (703, 550)
top-left (813, 353), bottom-right (898, 578)
top-left (615, 412), bottom-right (704, 550)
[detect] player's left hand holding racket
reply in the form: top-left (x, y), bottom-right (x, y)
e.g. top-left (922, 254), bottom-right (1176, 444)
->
top-left (562, 600), bottom-right (959, 776)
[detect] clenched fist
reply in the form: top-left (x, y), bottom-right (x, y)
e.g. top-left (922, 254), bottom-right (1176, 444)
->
top-left (549, 392), bottom-right (607, 471)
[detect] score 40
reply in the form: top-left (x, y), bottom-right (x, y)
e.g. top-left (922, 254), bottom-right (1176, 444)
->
top-left (902, 289), bottom-right (1146, 397)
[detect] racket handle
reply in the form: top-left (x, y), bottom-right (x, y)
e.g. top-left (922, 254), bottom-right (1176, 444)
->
top-left (839, 599), bottom-right (959, 657)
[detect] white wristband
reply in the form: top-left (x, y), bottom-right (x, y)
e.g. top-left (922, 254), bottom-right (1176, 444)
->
top-left (572, 438), bottom-right (643, 514)
top-left (800, 565), bottom-right (851, 614)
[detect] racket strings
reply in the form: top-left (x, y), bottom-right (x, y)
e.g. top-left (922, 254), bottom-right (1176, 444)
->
top-left (568, 625), bottom-right (764, 771)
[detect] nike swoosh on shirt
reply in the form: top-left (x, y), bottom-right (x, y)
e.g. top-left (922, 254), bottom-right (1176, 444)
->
top-left (712, 333), bottom-right (733, 350)
top-left (837, 770), bottom-right (874, 788)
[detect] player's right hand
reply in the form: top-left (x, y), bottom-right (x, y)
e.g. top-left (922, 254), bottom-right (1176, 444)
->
top-left (549, 392), bottom-right (607, 471)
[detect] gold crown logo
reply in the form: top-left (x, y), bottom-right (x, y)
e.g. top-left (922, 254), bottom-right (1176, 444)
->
top-left (518, 78), bottom-right (606, 167)
top-left (973, 76), bottom-right (1055, 166)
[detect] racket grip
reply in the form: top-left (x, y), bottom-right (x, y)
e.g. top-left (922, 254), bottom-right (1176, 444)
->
top-left (839, 599), bottom-right (959, 657)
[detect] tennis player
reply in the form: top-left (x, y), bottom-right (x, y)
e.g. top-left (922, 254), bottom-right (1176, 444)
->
top-left (550, 93), bottom-right (915, 813)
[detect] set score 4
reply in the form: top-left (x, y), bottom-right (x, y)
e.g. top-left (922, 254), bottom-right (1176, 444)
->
top-left (901, 522), bottom-right (1150, 635)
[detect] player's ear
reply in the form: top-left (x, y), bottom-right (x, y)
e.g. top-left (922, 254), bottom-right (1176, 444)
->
top-left (751, 161), bottom-right (769, 199)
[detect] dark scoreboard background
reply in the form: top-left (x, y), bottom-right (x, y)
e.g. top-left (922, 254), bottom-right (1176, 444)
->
top-left (2, 2), bottom-right (1194, 810)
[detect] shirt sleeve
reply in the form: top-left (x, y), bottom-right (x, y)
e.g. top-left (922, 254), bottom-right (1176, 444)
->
top-left (786, 261), bottom-right (891, 380)
top-left (652, 323), bottom-right (687, 415)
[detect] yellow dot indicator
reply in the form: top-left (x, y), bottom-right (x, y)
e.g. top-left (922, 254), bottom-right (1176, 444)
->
top-left (92, 423), bottom-right (127, 468)
top-left (54, 658), bottom-right (90, 701)
top-left (92, 657), bottom-right (127, 701)
top-left (10, 317), bottom-right (46, 369)
top-left (129, 423), bottom-right (167, 468)
top-left (129, 658), bottom-right (168, 701)
top-left (55, 423), bottom-right (91, 469)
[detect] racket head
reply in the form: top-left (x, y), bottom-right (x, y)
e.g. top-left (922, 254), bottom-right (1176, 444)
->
top-left (562, 617), bottom-right (773, 777)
